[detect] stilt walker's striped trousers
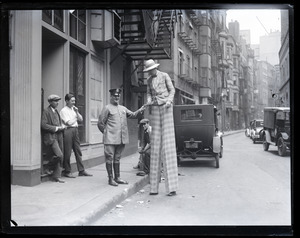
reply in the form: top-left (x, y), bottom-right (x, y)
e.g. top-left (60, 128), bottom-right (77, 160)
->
top-left (149, 104), bottom-right (178, 194)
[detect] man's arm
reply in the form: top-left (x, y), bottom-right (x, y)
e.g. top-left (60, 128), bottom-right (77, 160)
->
top-left (165, 72), bottom-right (175, 103)
top-left (41, 110), bottom-right (58, 133)
top-left (73, 106), bottom-right (83, 122)
top-left (97, 106), bottom-right (109, 133)
top-left (126, 105), bottom-right (146, 119)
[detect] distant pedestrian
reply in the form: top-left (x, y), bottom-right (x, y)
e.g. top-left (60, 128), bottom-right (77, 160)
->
top-left (98, 88), bottom-right (146, 186)
top-left (136, 118), bottom-right (151, 176)
top-left (41, 94), bottom-right (65, 183)
top-left (144, 59), bottom-right (178, 196)
top-left (60, 93), bottom-right (93, 178)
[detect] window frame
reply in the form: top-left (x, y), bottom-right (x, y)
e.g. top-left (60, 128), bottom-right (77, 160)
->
top-left (69, 10), bottom-right (87, 45)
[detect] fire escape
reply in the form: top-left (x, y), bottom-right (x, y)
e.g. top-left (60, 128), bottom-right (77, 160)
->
top-left (113, 9), bottom-right (178, 92)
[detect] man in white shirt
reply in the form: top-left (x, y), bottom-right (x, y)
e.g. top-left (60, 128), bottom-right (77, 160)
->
top-left (60, 93), bottom-right (92, 178)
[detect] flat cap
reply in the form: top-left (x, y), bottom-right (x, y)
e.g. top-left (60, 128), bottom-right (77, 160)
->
top-left (139, 118), bottom-right (149, 124)
top-left (48, 94), bottom-right (61, 101)
top-left (109, 88), bottom-right (122, 96)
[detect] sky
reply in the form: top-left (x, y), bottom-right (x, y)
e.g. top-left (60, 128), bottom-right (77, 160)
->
top-left (226, 9), bottom-right (281, 45)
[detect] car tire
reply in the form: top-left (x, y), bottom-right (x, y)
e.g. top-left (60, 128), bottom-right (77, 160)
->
top-left (215, 153), bottom-right (219, 168)
top-left (177, 156), bottom-right (182, 167)
top-left (263, 134), bottom-right (269, 151)
top-left (278, 137), bottom-right (287, 156)
top-left (219, 146), bottom-right (223, 158)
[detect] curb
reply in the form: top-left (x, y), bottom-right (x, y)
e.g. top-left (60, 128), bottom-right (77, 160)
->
top-left (66, 175), bottom-right (150, 225)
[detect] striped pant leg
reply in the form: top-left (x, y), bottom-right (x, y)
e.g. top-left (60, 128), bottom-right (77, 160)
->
top-left (149, 106), bottom-right (163, 193)
top-left (161, 105), bottom-right (178, 194)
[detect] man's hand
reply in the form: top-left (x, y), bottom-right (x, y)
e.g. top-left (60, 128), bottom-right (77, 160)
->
top-left (165, 101), bottom-right (172, 108)
top-left (57, 126), bottom-right (65, 131)
top-left (73, 106), bottom-right (78, 112)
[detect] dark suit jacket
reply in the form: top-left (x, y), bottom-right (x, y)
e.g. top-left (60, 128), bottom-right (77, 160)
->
top-left (41, 106), bottom-right (63, 146)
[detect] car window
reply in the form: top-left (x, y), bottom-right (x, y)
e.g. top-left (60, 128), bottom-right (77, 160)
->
top-left (256, 121), bottom-right (263, 127)
top-left (181, 109), bottom-right (203, 121)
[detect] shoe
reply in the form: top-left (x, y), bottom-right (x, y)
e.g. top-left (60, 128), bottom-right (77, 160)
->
top-left (64, 172), bottom-right (76, 178)
top-left (150, 192), bottom-right (158, 195)
top-left (108, 179), bottom-right (118, 186)
top-left (114, 178), bottom-right (128, 184)
top-left (136, 171), bottom-right (146, 176)
top-left (44, 169), bottom-right (53, 175)
top-left (78, 170), bottom-right (93, 176)
top-left (167, 191), bottom-right (176, 196)
top-left (52, 178), bottom-right (65, 183)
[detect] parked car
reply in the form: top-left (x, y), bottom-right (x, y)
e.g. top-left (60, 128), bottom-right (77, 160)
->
top-left (173, 104), bottom-right (223, 168)
top-left (250, 119), bottom-right (264, 143)
top-left (262, 107), bottom-right (290, 156)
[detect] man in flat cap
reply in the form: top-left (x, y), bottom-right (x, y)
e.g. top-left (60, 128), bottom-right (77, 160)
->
top-left (143, 59), bottom-right (178, 196)
top-left (136, 118), bottom-right (151, 176)
top-left (98, 88), bottom-right (146, 186)
top-left (41, 94), bottom-right (65, 183)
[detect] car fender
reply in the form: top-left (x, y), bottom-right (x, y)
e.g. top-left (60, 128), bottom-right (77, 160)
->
top-left (280, 132), bottom-right (289, 140)
top-left (264, 130), bottom-right (271, 142)
top-left (259, 129), bottom-right (264, 136)
top-left (213, 136), bottom-right (221, 153)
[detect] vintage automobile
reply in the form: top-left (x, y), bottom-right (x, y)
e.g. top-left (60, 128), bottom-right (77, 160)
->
top-left (173, 104), bottom-right (223, 168)
top-left (250, 119), bottom-right (264, 143)
top-left (262, 107), bottom-right (290, 156)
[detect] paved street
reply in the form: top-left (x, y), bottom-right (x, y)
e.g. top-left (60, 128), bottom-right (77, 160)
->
top-left (91, 131), bottom-right (292, 226)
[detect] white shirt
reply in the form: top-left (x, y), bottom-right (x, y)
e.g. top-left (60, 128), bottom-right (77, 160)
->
top-left (60, 106), bottom-right (80, 127)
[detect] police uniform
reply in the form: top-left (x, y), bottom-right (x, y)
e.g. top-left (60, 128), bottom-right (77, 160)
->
top-left (98, 88), bottom-right (144, 186)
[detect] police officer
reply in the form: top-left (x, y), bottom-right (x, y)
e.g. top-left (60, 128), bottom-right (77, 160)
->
top-left (98, 88), bottom-right (146, 186)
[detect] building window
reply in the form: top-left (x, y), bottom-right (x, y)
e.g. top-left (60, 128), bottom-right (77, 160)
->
top-left (70, 46), bottom-right (86, 143)
top-left (178, 49), bottom-right (184, 75)
top-left (234, 92), bottom-right (238, 106)
top-left (69, 10), bottom-right (86, 45)
top-left (186, 55), bottom-right (190, 77)
top-left (42, 10), bottom-right (64, 32)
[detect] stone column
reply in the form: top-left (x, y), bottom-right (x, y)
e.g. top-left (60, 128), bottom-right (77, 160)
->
top-left (10, 10), bottom-right (42, 186)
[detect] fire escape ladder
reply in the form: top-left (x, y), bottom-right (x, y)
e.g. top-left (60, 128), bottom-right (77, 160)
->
top-left (211, 39), bottom-right (223, 61)
top-left (153, 9), bottom-right (176, 58)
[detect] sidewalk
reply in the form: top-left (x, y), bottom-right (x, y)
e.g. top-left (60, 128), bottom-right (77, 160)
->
top-left (11, 153), bottom-right (149, 226)
top-left (10, 129), bottom-right (243, 226)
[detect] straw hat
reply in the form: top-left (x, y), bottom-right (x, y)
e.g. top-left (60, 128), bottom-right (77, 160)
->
top-left (143, 59), bottom-right (160, 72)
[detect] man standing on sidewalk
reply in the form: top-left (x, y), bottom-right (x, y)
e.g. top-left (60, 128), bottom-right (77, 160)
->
top-left (41, 94), bottom-right (65, 183)
top-left (98, 88), bottom-right (145, 186)
top-left (60, 93), bottom-right (92, 178)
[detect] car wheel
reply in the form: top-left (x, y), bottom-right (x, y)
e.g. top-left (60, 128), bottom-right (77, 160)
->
top-left (215, 153), bottom-right (219, 168)
top-left (278, 137), bottom-right (287, 156)
top-left (263, 134), bottom-right (269, 151)
top-left (219, 146), bottom-right (223, 158)
top-left (177, 156), bottom-right (182, 167)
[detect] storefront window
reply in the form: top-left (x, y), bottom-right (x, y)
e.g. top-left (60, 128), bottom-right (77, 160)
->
top-left (69, 10), bottom-right (86, 45)
top-left (70, 46), bottom-right (86, 143)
